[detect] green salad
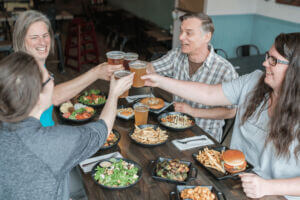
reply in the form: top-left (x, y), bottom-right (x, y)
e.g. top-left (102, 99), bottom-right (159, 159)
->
top-left (94, 158), bottom-right (139, 187)
top-left (78, 89), bottom-right (106, 105)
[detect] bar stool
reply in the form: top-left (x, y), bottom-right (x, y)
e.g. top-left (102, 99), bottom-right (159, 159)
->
top-left (64, 18), bottom-right (100, 72)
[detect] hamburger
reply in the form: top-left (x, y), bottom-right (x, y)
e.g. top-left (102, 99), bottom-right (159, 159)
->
top-left (222, 149), bottom-right (247, 174)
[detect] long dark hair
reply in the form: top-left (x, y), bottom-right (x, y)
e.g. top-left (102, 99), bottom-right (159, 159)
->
top-left (241, 33), bottom-right (300, 159)
top-left (0, 52), bottom-right (42, 122)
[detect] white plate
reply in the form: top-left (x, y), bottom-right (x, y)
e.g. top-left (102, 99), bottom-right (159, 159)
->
top-left (117, 108), bottom-right (134, 120)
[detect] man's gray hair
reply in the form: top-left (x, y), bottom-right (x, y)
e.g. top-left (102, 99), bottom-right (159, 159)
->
top-left (180, 13), bottom-right (214, 35)
top-left (13, 10), bottom-right (54, 54)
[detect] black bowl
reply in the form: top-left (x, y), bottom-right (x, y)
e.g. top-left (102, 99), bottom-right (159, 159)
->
top-left (56, 106), bottom-right (96, 124)
top-left (77, 91), bottom-right (107, 108)
top-left (129, 124), bottom-right (168, 147)
top-left (170, 185), bottom-right (226, 200)
top-left (150, 157), bottom-right (197, 185)
top-left (100, 129), bottom-right (121, 150)
top-left (192, 145), bottom-right (254, 180)
top-left (157, 112), bottom-right (195, 131)
top-left (91, 158), bottom-right (142, 190)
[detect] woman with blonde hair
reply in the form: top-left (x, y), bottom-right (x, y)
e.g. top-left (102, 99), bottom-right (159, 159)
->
top-left (13, 10), bottom-right (123, 126)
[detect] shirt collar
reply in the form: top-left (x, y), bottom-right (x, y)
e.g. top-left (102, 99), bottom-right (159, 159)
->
top-left (203, 44), bottom-right (216, 69)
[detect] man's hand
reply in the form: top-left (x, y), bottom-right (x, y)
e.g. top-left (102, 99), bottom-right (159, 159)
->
top-left (95, 62), bottom-right (124, 81)
top-left (174, 102), bottom-right (194, 116)
top-left (141, 73), bottom-right (163, 87)
top-left (239, 173), bottom-right (271, 199)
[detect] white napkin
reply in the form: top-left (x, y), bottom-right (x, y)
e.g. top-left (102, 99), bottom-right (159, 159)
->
top-left (79, 152), bottom-right (123, 173)
top-left (172, 135), bottom-right (214, 151)
top-left (125, 94), bottom-right (151, 103)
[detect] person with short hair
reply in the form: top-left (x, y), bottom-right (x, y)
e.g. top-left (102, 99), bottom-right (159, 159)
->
top-left (148, 13), bottom-right (238, 142)
top-left (142, 32), bottom-right (300, 199)
top-left (13, 10), bottom-right (123, 127)
top-left (0, 52), bottom-right (133, 200)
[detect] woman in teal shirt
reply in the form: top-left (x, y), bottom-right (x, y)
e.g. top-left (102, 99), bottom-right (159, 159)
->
top-left (13, 10), bottom-right (123, 126)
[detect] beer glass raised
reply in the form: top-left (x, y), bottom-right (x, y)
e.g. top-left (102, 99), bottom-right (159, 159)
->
top-left (129, 60), bottom-right (147, 88)
top-left (106, 51), bottom-right (125, 65)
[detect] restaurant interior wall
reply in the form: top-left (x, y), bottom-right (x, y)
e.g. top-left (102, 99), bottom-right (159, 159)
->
top-left (107, 0), bottom-right (174, 30)
top-left (206, 0), bottom-right (300, 58)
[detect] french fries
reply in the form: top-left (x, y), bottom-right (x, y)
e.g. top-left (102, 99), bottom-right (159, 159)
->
top-left (196, 147), bottom-right (225, 173)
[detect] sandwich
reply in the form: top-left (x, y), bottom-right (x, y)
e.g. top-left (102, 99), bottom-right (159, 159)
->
top-left (222, 149), bottom-right (247, 173)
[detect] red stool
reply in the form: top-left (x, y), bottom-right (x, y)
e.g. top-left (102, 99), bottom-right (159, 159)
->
top-left (64, 18), bottom-right (100, 72)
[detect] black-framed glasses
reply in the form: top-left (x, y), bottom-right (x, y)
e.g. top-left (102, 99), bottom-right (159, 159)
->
top-left (265, 52), bottom-right (289, 67)
top-left (42, 72), bottom-right (54, 87)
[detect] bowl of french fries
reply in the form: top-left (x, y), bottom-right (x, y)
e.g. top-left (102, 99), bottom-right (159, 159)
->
top-left (129, 124), bottom-right (168, 147)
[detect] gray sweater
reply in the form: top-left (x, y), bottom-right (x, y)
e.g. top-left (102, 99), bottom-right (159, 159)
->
top-left (0, 117), bottom-right (108, 200)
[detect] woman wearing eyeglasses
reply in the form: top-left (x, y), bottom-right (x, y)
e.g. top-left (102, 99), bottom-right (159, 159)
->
top-left (13, 10), bottom-right (124, 127)
top-left (0, 52), bottom-right (133, 200)
top-left (142, 32), bottom-right (300, 199)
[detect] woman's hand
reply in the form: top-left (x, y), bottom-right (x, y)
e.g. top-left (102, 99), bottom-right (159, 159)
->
top-left (174, 102), bottom-right (194, 116)
top-left (109, 73), bottom-right (134, 98)
top-left (95, 62), bottom-right (124, 81)
top-left (240, 173), bottom-right (271, 198)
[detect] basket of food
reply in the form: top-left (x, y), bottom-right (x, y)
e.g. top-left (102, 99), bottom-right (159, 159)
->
top-left (91, 158), bottom-right (142, 190)
top-left (78, 89), bottom-right (106, 108)
top-left (150, 157), bottom-right (197, 185)
top-left (100, 129), bottom-right (121, 150)
top-left (170, 185), bottom-right (226, 200)
top-left (59, 102), bottom-right (96, 123)
top-left (192, 146), bottom-right (253, 180)
top-left (129, 124), bottom-right (168, 147)
top-left (158, 112), bottom-right (195, 131)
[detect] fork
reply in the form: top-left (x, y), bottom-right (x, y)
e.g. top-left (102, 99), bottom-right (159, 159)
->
top-left (177, 138), bottom-right (206, 144)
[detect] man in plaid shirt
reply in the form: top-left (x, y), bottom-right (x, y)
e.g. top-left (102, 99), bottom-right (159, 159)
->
top-left (148, 13), bottom-right (238, 142)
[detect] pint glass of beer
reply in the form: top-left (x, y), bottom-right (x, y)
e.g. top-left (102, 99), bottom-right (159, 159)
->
top-left (106, 51), bottom-right (125, 65)
top-left (129, 60), bottom-right (147, 88)
top-left (114, 70), bottom-right (131, 98)
top-left (133, 103), bottom-right (149, 125)
top-left (124, 52), bottom-right (138, 70)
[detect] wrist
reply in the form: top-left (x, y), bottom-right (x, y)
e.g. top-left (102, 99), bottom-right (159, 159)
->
top-left (263, 179), bottom-right (273, 196)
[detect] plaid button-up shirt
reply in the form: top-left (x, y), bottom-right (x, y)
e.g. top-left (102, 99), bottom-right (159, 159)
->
top-left (151, 45), bottom-right (239, 142)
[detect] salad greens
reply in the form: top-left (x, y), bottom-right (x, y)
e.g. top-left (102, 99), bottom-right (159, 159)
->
top-left (69, 108), bottom-right (88, 120)
top-left (78, 89), bottom-right (106, 105)
top-left (94, 159), bottom-right (139, 187)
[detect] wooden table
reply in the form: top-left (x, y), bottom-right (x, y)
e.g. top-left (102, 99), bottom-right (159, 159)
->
top-left (55, 87), bottom-right (286, 200)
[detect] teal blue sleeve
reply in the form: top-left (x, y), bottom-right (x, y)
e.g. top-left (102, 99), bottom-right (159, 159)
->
top-left (40, 105), bottom-right (55, 127)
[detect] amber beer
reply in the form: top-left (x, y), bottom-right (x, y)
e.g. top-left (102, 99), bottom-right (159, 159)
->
top-left (129, 60), bottom-right (147, 88)
top-left (114, 70), bottom-right (131, 98)
top-left (124, 52), bottom-right (138, 70)
top-left (106, 51), bottom-right (125, 65)
top-left (133, 103), bottom-right (149, 125)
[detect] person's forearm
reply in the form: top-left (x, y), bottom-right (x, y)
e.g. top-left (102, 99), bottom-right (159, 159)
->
top-left (99, 95), bottom-right (118, 135)
top-left (267, 177), bottom-right (300, 196)
top-left (157, 77), bottom-right (231, 106)
top-left (52, 68), bottom-right (99, 105)
top-left (190, 107), bottom-right (236, 120)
